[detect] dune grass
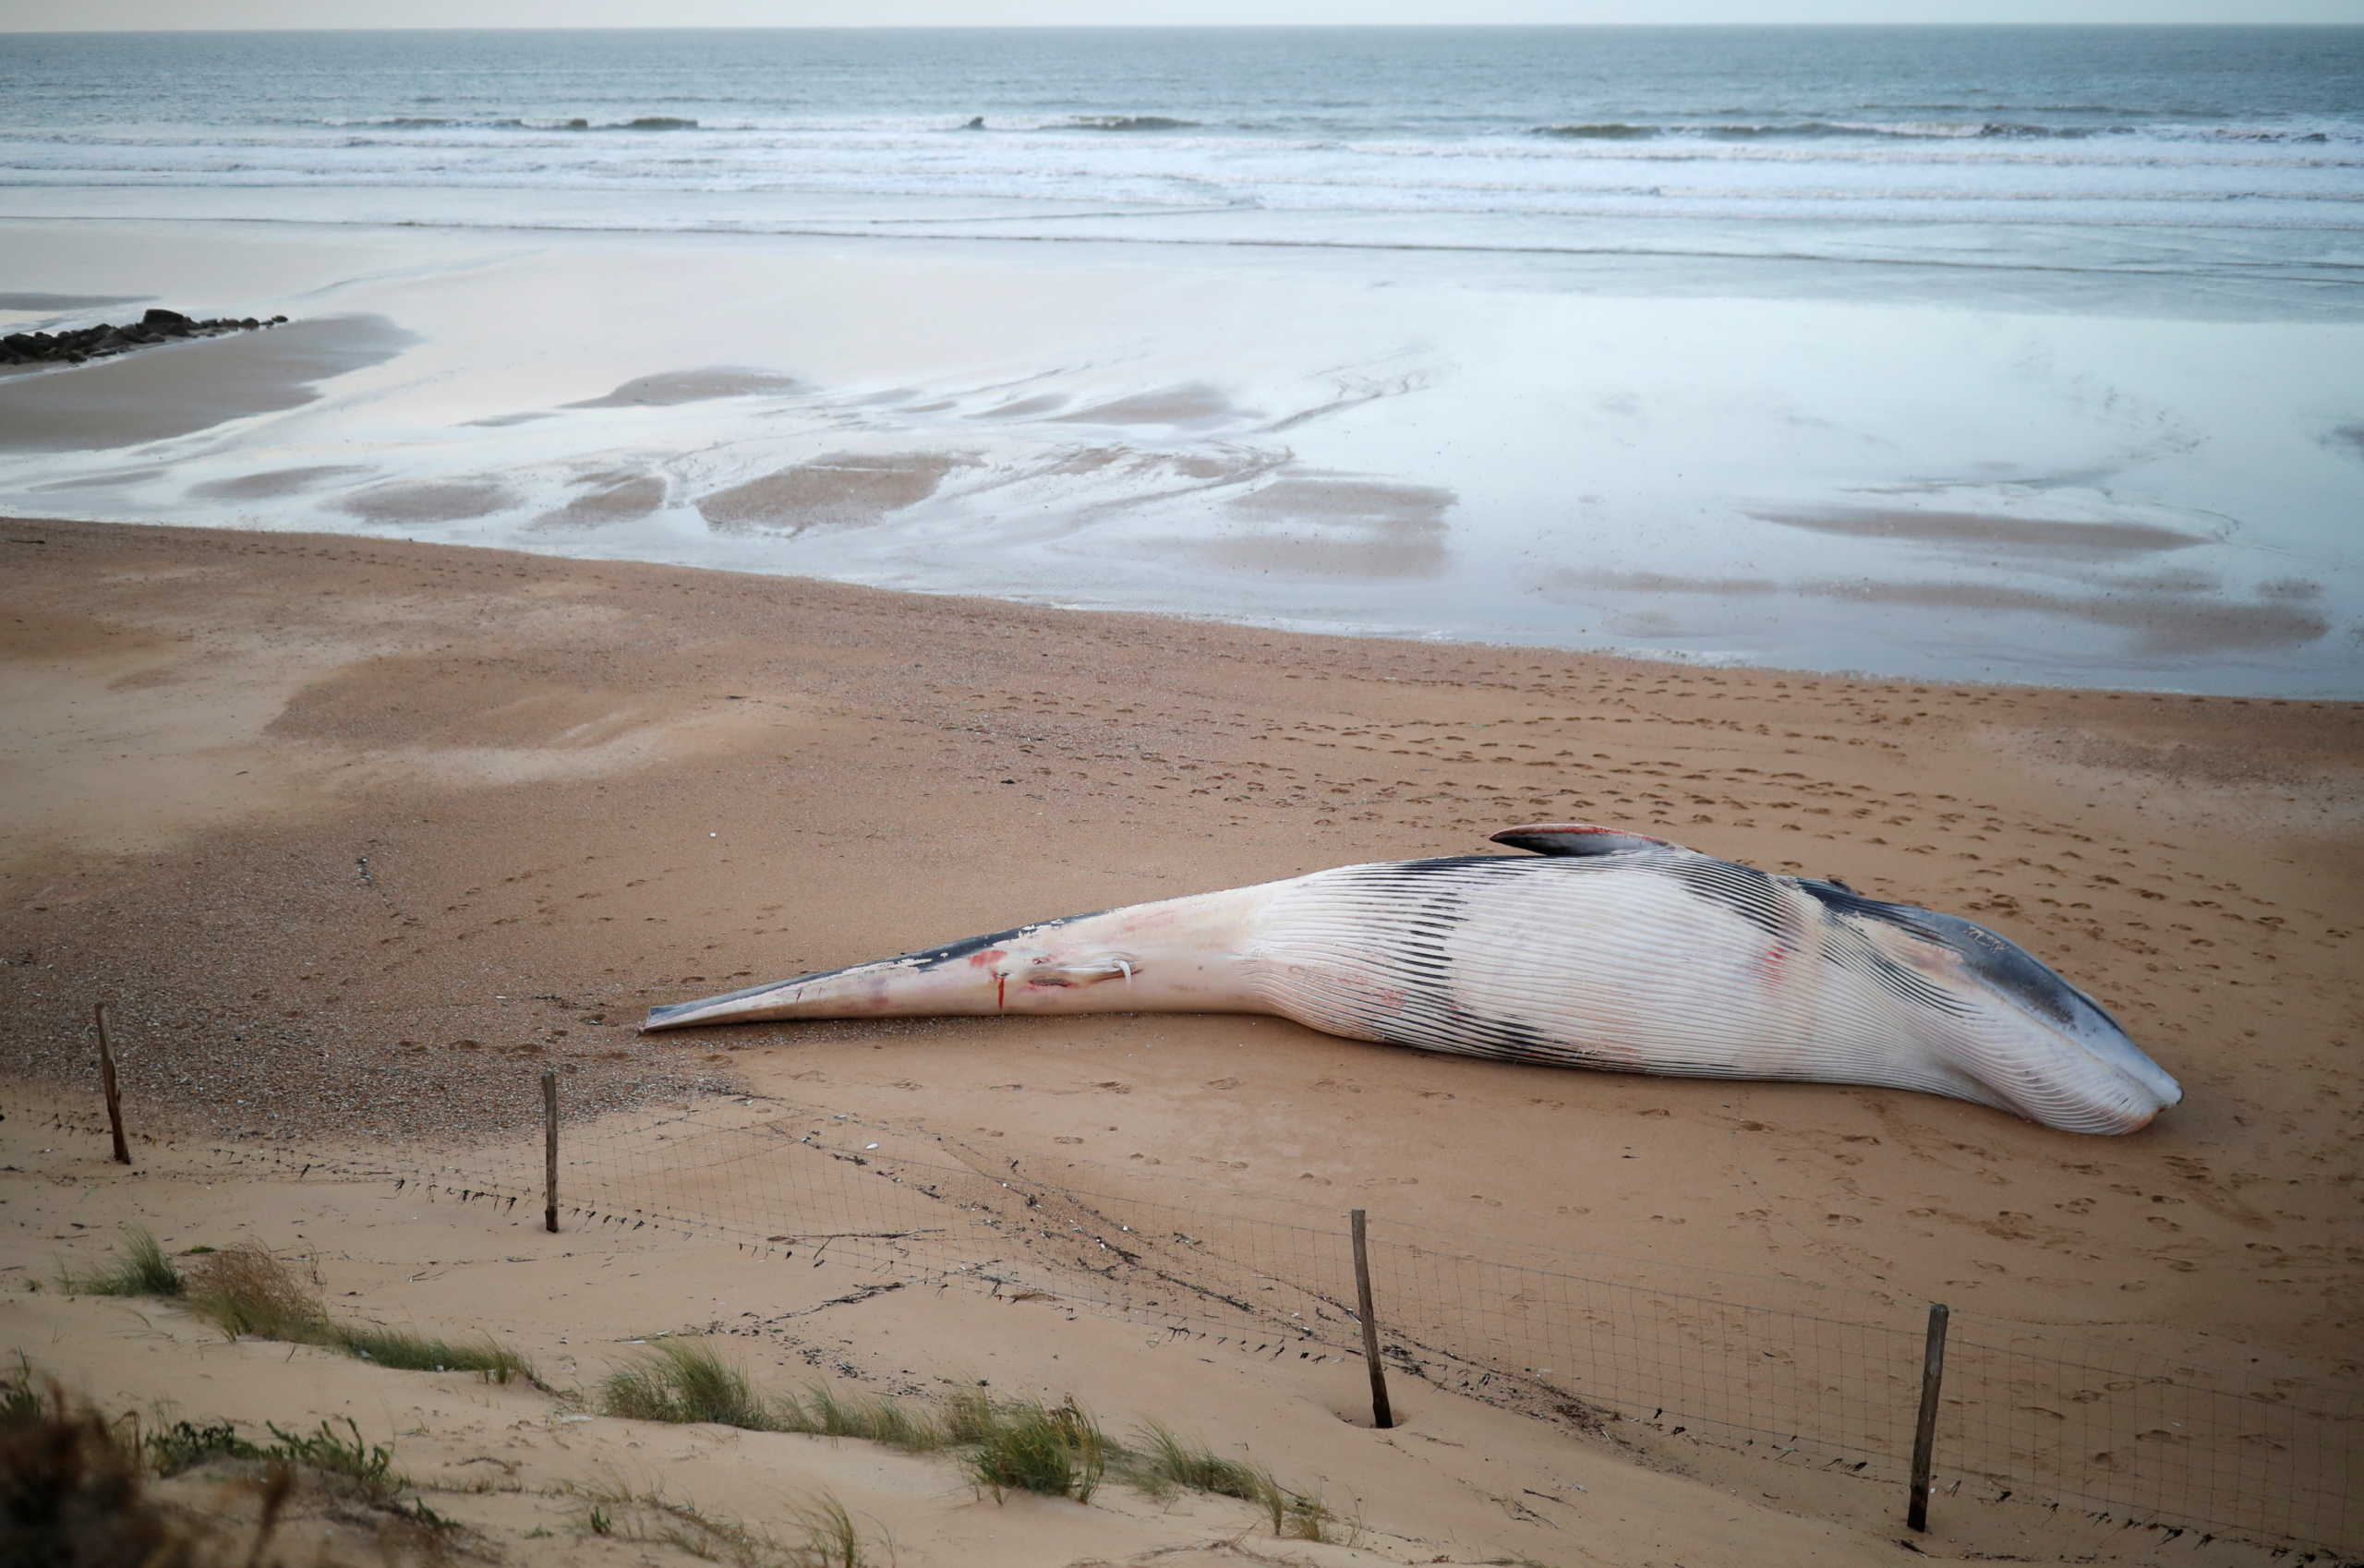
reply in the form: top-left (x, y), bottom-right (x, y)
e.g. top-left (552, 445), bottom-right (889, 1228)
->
top-left (595, 1339), bottom-right (1334, 1526)
top-left (1120, 1421), bottom-right (1348, 1538)
top-left (338, 1322), bottom-right (537, 1381)
top-left (184, 1242), bottom-right (331, 1340)
top-left (145, 1418), bottom-right (260, 1477)
top-left (1, 1360), bottom-right (453, 1565)
top-left (57, 1224), bottom-right (185, 1298)
top-left (568, 1481), bottom-right (872, 1568)
top-left (1271, 1486), bottom-right (1352, 1543)
top-left (598, 1348), bottom-right (1105, 1502)
top-left (787, 1381), bottom-right (947, 1453)
top-left (1, 1381), bottom-right (217, 1568)
top-left (789, 1496), bottom-right (866, 1568)
top-left (603, 1340), bottom-right (951, 1453)
top-left (1126, 1422), bottom-right (1274, 1503)
top-left (602, 1338), bottom-right (779, 1429)
top-left (1, 1354), bottom-right (42, 1429)
top-left (961, 1394), bottom-right (1107, 1503)
top-left (180, 1241), bottom-right (537, 1385)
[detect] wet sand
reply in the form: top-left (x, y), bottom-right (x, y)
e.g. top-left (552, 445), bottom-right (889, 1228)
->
top-left (4, 218), bottom-right (2356, 694)
top-left (3, 517), bottom-right (2359, 1565)
top-left (0, 313), bottom-right (416, 451)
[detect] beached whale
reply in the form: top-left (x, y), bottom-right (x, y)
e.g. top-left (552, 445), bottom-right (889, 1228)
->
top-left (643, 824), bottom-right (2181, 1135)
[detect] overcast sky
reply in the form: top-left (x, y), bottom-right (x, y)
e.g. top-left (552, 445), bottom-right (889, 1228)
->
top-left (4, 0), bottom-right (2357, 28)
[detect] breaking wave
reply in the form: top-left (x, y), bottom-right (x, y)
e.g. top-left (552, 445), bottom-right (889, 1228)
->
top-left (323, 115), bottom-right (701, 131)
top-left (1532, 119), bottom-right (2343, 144)
top-left (1066, 115), bottom-right (1200, 131)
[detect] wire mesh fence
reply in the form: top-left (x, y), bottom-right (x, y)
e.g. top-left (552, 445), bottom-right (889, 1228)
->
top-left (1940, 1330), bottom-right (2360, 1551)
top-left (43, 1083), bottom-right (2361, 1555)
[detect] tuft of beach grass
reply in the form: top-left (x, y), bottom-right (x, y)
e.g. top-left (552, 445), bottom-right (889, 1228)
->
top-left (337, 1323), bottom-right (537, 1382)
top-left (1, 1358), bottom-right (452, 1564)
top-left (567, 1480), bottom-right (874, 1568)
top-left (181, 1241), bottom-right (536, 1384)
top-left (590, 1346), bottom-right (1324, 1529)
top-left (184, 1242), bottom-right (332, 1341)
top-left (1125, 1421), bottom-right (1275, 1504)
top-left (790, 1381), bottom-right (946, 1453)
top-left (962, 1394), bottom-right (1106, 1503)
top-left (601, 1339), bottom-right (778, 1429)
top-left (57, 1224), bottom-right (185, 1298)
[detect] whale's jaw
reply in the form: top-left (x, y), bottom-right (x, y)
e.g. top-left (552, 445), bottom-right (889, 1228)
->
top-left (640, 885), bottom-right (1274, 1033)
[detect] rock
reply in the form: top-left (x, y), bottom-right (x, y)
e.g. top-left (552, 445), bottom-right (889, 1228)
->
top-left (11, 308), bottom-right (288, 368)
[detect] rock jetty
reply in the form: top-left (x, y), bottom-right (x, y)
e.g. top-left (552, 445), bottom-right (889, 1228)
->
top-left (1, 308), bottom-right (291, 368)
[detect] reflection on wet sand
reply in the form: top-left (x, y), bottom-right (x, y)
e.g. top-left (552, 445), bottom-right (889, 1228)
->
top-left (31, 466), bottom-right (171, 491)
top-left (536, 470), bottom-right (668, 529)
top-left (1553, 569), bottom-right (2329, 657)
top-left (341, 477), bottom-right (518, 524)
top-left (0, 315), bottom-right (414, 452)
top-left (1749, 505), bottom-right (2206, 559)
top-left (697, 451), bottom-right (963, 536)
top-left (0, 292), bottom-right (148, 312)
top-left (970, 392), bottom-right (1067, 420)
top-left (1204, 475), bottom-right (1453, 579)
top-left (565, 367), bottom-right (800, 408)
top-left (189, 464), bottom-right (370, 501)
top-left (1053, 381), bottom-right (1240, 428)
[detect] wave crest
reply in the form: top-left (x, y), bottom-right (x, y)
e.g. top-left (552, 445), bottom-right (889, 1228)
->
top-left (1533, 118), bottom-right (2345, 145)
top-left (1067, 115), bottom-right (1200, 132)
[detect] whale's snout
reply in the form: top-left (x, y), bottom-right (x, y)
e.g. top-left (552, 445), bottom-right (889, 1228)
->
top-left (2031, 1007), bottom-right (2180, 1135)
top-left (1903, 907), bottom-right (2180, 1135)
top-left (641, 975), bottom-right (814, 1031)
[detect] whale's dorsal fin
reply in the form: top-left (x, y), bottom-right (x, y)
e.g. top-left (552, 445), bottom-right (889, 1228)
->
top-left (1490, 824), bottom-right (1691, 858)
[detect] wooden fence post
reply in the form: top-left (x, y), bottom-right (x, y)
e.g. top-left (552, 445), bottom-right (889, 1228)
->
top-left (94, 1003), bottom-right (129, 1165)
top-left (542, 1069), bottom-right (560, 1234)
top-left (1350, 1208), bottom-right (1394, 1429)
top-left (1908, 1302), bottom-right (1950, 1532)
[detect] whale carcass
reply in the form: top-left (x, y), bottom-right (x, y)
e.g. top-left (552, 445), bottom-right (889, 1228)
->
top-left (643, 824), bottom-right (2181, 1135)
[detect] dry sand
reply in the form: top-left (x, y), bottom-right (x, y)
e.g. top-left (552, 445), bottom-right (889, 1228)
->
top-left (3, 516), bottom-right (2359, 1566)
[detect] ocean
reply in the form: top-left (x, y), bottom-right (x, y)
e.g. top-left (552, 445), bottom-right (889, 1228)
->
top-left (6, 26), bottom-right (2361, 317)
top-left (4, 28), bottom-right (2361, 694)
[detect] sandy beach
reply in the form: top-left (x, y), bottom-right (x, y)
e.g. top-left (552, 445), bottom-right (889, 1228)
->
top-left (6, 20), bottom-right (2362, 1561)
top-left (4, 513), bottom-right (2359, 1563)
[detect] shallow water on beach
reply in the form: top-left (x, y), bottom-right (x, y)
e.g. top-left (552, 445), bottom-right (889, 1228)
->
top-left (2, 28), bottom-right (2360, 695)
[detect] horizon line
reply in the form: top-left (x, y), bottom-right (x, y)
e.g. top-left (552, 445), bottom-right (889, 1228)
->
top-left (6, 18), bottom-right (2362, 31)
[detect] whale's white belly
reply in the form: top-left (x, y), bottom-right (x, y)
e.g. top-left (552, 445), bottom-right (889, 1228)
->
top-left (1247, 857), bottom-right (1996, 1109)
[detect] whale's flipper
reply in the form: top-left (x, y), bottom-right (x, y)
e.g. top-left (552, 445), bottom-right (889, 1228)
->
top-left (1490, 824), bottom-right (1687, 858)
